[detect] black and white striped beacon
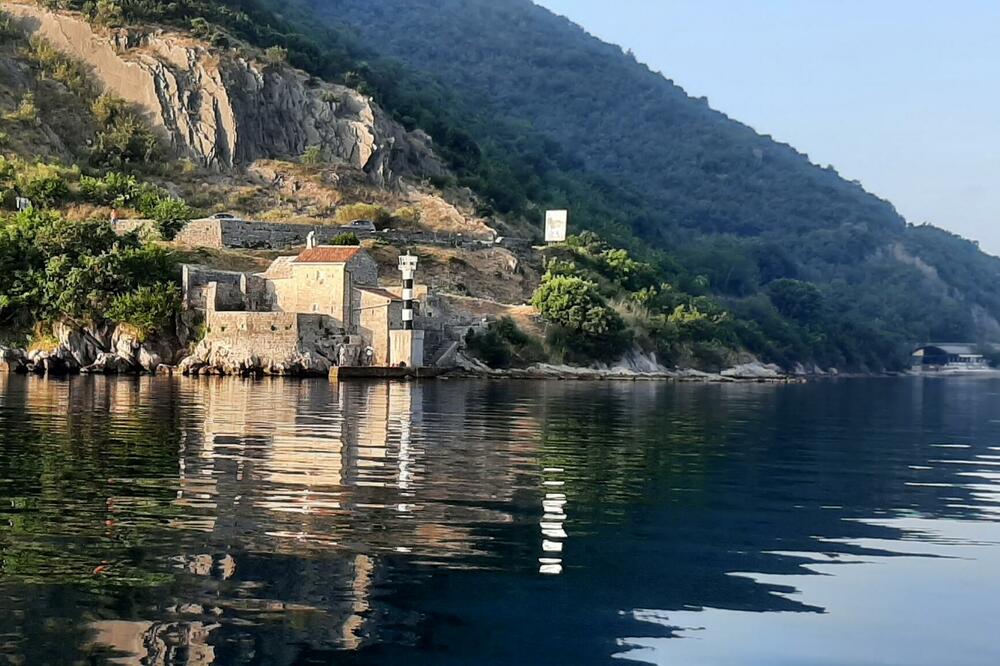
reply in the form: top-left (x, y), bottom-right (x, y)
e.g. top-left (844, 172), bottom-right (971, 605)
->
top-left (398, 252), bottom-right (418, 330)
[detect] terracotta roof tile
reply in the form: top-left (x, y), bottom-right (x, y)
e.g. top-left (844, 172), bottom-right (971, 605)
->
top-left (295, 246), bottom-right (364, 263)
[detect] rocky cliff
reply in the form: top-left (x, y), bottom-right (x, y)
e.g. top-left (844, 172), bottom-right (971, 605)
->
top-left (4, 2), bottom-right (443, 186)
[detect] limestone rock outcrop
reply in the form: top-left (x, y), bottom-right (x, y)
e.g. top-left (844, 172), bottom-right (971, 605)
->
top-left (179, 338), bottom-right (333, 377)
top-left (5, 3), bottom-right (444, 185)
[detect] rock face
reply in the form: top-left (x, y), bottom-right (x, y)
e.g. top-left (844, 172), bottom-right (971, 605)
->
top-left (179, 338), bottom-right (334, 377)
top-left (5, 3), bottom-right (443, 184)
top-left (1, 323), bottom-right (185, 376)
top-left (720, 362), bottom-right (786, 380)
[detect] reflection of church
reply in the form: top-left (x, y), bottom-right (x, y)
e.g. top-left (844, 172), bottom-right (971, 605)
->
top-left (84, 377), bottom-right (532, 663)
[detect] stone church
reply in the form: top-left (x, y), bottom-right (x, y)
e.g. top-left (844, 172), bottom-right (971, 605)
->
top-left (182, 241), bottom-right (426, 371)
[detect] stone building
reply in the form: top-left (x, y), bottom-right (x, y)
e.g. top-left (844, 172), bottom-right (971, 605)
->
top-left (183, 243), bottom-right (425, 371)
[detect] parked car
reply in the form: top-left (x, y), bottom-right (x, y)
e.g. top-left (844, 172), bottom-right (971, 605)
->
top-left (340, 219), bottom-right (377, 233)
top-left (209, 212), bottom-right (240, 220)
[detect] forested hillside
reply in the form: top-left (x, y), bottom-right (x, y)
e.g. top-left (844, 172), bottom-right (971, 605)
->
top-left (253, 0), bottom-right (1000, 369)
top-left (7, 0), bottom-right (1000, 371)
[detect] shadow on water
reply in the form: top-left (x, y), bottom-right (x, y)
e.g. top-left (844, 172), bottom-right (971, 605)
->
top-left (0, 373), bottom-right (998, 664)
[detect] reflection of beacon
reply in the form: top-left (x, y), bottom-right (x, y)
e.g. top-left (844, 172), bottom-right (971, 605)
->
top-left (391, 253), bottom-right (425, 368)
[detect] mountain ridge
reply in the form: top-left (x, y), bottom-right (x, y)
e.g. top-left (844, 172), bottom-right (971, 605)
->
top-left (262, 0), bottom-right (1000, 367)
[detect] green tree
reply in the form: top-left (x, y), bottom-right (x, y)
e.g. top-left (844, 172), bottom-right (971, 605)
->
top-left (148, 198), bottom-right (193, 240)
top-left (107, 283), bottom-right (181, 340)
top-left (330, 232), bottom-right (360, 246)
top-left (532, 273), bottom-right (628, 360)
top-left (768, 279), bottom-right (823, 322)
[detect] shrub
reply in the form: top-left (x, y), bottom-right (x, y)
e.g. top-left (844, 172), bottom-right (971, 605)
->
top-left (392, 206), bottom-right (422, 226)
top-left (264, 46), bottom-right (288, 66)
top-left (16, 162), bottom-right (72, 208)
top-left (301, 145), bottom-right (324, 166)
top-left (532, 273), bottom-right (629, 362)
top-left (330, 232), bottom-right (360, 246)
top-left (107, 283), bottom-right (181, 340)
top-left (148, 198), bottom-right (193, 240)
top-left (5, 94), bottom-right (38, 123)
top-left (0, 209), bottom-right (178, 327)
top-left (91, 95), bottom-right (159, 166)
top-left (27, 37), bottom-right (94, 98)
top-left (79, 171), bottom-right (139, 206)
top-left (334, 202), bottom-right (391, 227)
top-left (532, 274), bottom-right (624, 338)
top-left (464, 316), bottom-right (542, 368)
top-left (92, 0), bottom-right (126, 27)
top-left (465, 326), bottom-right (512, 368)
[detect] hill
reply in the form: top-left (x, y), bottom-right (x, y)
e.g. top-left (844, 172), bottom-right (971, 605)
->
top-left (2, 0), bottom-right (999, 373)
top-left (261, 0), bottom-right (1000, 369)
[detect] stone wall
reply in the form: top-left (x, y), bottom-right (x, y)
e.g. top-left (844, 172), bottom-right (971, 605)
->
top-left (175, 220), bottom-right (225, 247)
top-left (183, 265), bottom-right (246, 311)
top-left (203, 310), bottom-right (345, 364)
top-left (345, 254), bottom-right (379, 286)
top-left (205, 311), bottom-right (300, 361)
top-left (172, 219), bottom-right (374, 250)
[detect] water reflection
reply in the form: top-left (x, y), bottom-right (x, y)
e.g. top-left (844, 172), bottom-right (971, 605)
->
top-left (0, 375), bottom-right (998, 664)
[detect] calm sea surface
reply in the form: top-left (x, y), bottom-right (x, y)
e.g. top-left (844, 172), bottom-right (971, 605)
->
top-left (1, 374), bottom-right (999, 665)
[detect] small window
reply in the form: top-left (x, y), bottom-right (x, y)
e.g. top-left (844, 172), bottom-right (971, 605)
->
top-left (312, 304), bottom-right (319, 312)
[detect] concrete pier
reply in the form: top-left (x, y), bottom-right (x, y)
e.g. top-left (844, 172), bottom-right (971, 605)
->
top-left (329, 366), bottom-right (446, 381)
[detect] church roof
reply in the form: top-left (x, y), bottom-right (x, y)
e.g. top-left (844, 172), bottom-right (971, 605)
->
top-left (295, 246), bottom-right (365, 264)
top-left (356, 286), bottom-right (401, 301)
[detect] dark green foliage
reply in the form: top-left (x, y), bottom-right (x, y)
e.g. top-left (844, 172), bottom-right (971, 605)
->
top-left (531, 272), bottom-right (628, 362)
top-left (464, 316), bottom-right (540, 368)
top-left (0, 209), bottom-right (178, 328)
top-left (77, 172), bottom-right (195, 239)
top-left (90, 95), bottom-right (159, 166)
top-left (78, 171), bottom-right (138, 205)
top-left (107, 283), bottom-right (181, 340)
top-left (330, 232), bottom-right (360, 246)
top-left (23, 0), bottom-right (1000, 370)
top-left (147, 198), bottom-right (193, 240)
top-left (767, 279), bottom-right (823, 322)
top-left (249, 0), bottom-right (1000, 370)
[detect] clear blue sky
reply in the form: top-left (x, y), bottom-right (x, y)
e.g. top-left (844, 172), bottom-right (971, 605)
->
top-left (536, 0), bottom-right (1000, 254)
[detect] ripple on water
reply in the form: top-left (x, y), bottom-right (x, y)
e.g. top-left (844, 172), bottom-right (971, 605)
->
top-left (0, 375), bottom-right (999, 664)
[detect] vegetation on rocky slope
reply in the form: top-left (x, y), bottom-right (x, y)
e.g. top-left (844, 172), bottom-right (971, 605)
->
top-left (6, 1), bottom-right (999, 371)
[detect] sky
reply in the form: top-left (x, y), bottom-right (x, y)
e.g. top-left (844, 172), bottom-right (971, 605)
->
top-left (536, 0), bottom-right (1000, 255)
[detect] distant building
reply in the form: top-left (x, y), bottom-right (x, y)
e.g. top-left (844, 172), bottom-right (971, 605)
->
top-left (910, 343), bottom-right (997, 371)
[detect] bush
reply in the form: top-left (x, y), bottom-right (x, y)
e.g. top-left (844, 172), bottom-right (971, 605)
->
top-left (107, 283), bottom-right (181, 340)
top-left (79, 171), bottom-right (139, 206)
top-left (334, 203), bottom-right (391, 227)
top-left (330, 232), bottom-right (360, 246)
top-left (464, 317), bottom-right (539, 368)
top-left (16, 162), bottom-right (72, 208)
top-left (5, 94), bottom-right (38, 124)
top-left (532, 274), bottom-right (625, 337)
top-left (0, 209), bottom-right (178, 327)
top-left (27, 36), bottom-right (94, 98)
top-left (393, 206), bottom-right (422, 226)
top-left (147, 198), bottom-right (193, 240)
top-left (301, 145), bottom-right (324, 166)
top-left (91, 95), bottom-right (159, 166)
top-left (465, 326), bottom-right (512, 368)
top-left (264, 46), bottom-right (288, 65)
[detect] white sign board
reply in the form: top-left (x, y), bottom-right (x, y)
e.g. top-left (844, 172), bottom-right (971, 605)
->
top-left (545, 210), bottom-right (568, 243)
